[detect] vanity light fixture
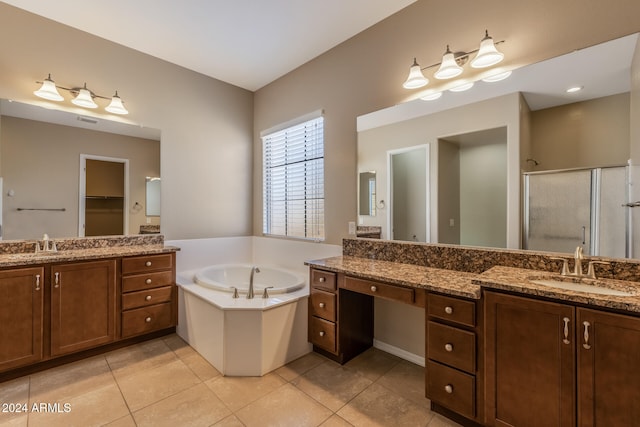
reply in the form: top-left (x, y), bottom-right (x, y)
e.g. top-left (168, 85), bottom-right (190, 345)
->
top-left (403, 30), bottom-right (505, 89)
top-left (434, 45), bottom-right (464, 80)
top-left (403, 58), bottom-right (429, 89)
top-left (34, 74), bottom-right (129, 115)
top-left (471, 30), bottom-right (504, 68)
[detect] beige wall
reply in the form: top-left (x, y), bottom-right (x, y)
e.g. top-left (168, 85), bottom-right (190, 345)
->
top-left (0, 3), bottom-right (253, 240)
top-left (530, 93), bottom-right (630, 171)
top-left (1, 116), bottom-right (159, 239)
top-left (254, 0), bottom-right (640, 245)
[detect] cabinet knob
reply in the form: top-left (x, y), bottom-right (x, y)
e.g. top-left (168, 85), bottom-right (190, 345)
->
top-left (35, 274), bottom-right (41, 291)
top-left (444, 343), bottom-right (453, 352)
top-left (145, 278), bottom-right (152, 284)
top-left (145, 316), bottom-right (152, 323)
top-left (444, 384), bottom-right (453, 394)
top-left (145, 295), bottom-right (152, 301)
top-left (319, 331), bottom-right (325, 337)
top-left (319, 302), bottom-right (325, 308)
top-left (444, 306), bottom-right (453, 314)
top-left (370, 285), bottom-right (377, 292)
top-left (145, 261), bottom-right (152, 267)
top-left (318, 277), bottom-right (326, 283)
top-left (54, 272), bottom-right (60, 288)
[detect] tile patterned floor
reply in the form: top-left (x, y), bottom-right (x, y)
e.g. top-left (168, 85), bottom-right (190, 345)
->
top-left (0, 335), bottom-right (462, 427)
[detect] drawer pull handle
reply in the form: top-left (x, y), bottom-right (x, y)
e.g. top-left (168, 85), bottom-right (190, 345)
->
top-left (319, 331), bottom-right (325, 337)
top-left (319, 302), bottom-right (325, 308)
top-left (145, 316), bottom-right (152, 323)
top-left (444, 306), bottom-right (453, 314)
top-left (318, 277), bottom-right (326, 283)
top-left (35, 274), bottom-right (41, 291)
top-left (583, 321), bottom-right (592, 350)
top-left (444, 343), bottom-right (453, 352)
top-left (145, 295), bottom-right (152, 301)
top-left (370, 285), bottom-right (377, 292)
top-left (562, 317), bottom-right (571, 345)
top-left (54, 272), bottom-right (60, 288)
top-left (444, 384), bottom-right (454, 394)
top-left (146, 278), bottom-right (152, 284)
top-left (145, 261), bottom-right (152, 267)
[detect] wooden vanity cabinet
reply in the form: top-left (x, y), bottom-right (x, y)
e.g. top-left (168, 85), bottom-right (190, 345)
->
top-left (485, 291), bottom-right (640, 427)
top-left (308, 268), bottom-right (373, 363)
top-left (426, 292), bottom-right (483, 423)
top-left (0, 267), bottom-right (44, 371)
top-left (121, 253), bottom-right (176, 338)
top-left (577, 308), bottom-right (640, 426)
top-left (50, 260), bottom-right (117, 356)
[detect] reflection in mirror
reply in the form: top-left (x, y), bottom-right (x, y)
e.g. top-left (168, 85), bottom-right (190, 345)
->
top-left (146, 177), bottom-right (161, 217)
top-left (0, 99), bottom-right (161, 239)
top-left (358, 171), bottom-right (376, 216)
top-left (357, 33), bottom-right (638, 257)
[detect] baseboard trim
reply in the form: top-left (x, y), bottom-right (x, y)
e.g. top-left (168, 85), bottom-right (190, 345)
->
top-left (373, 339), bottom-right (425, 367)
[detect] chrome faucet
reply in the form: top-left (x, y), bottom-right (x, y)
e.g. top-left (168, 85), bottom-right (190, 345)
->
top-left (247, 267), bottom-right (260, 299)
top-left (35, 233), bottom-right (57, 253)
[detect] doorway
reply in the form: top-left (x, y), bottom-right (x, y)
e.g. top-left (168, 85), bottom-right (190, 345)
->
top-left (78, 154), bottom-right (129, 236)
top-left (387, 145), bottom-right (429, 242)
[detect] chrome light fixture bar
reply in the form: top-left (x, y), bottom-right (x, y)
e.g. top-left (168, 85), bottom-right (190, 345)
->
top-left (402, 30), bottom-right (505, 90)
top-left (34, 74), bottom-right (129, 115)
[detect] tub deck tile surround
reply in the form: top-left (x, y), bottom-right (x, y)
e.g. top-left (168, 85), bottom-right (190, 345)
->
top-left (0, 235), bottom-right (179, 268)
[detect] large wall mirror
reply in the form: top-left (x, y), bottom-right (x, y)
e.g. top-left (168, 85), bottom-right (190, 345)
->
top-left (0, 99), bottom-right (161, 240)
top-left (357, 32), bottom-right (639, 258)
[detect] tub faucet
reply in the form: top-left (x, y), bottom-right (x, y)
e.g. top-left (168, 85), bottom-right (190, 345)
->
top-left (247, 267), bottom-right (260, 299)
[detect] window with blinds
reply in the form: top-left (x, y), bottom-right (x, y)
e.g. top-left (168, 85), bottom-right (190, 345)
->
top-left (262, 116), bottom-right (324, 240)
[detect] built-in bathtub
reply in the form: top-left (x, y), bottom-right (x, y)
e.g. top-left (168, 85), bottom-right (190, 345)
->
top-left (176, 264), bottom-right (310, 376)
top-left (194, 264), bottom-right (304, 295)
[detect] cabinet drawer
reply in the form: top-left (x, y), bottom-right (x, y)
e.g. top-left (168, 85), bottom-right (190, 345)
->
top-left (427, 321), bottom-right (476, 373)
top-left (122, 286), bottom-right (173, 310)
top-left (121, 303), bottom-right (173, 338)
top-left (310, 289), bottom-right (336, 321)
top-left (343, 276), bottom-right (414, 305)
top-left (311, 269), bottom-right (337, 291)
top-left (309, 316), bottom-right (336, 353)
top-left (122, 254), bottom-right (173, 275)
top-left (427, 293), bottom-right (476, 327)
top-left (427, 360), bottom-right (475, 419)
top-left (122, 271), bottom-right (173, 292)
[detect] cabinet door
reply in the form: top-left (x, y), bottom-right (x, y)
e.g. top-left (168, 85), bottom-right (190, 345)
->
top-left (577, 308), bottom-right (640, 426)
top-left (0, 267), bottom-right (44, 371)
top-left (50, 260), bottom-right (116, 356)
top-left (485, 292), bottom-right (575, 427)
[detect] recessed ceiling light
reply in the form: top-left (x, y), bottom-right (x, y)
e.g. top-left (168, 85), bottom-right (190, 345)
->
top-left (566, 86), bottom-right (583, 93)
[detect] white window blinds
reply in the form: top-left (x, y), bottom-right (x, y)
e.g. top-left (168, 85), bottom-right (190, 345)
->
top-left (262, 116), bottom-right (324, 240)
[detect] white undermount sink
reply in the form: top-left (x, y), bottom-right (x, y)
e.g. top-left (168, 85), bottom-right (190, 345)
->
top-left (528, 276), bottom-right (636, 297)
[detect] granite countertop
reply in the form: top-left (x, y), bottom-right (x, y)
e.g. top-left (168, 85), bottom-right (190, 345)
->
top-left (0, 245), bottom-right (180, 268)
top-left (306, 256), bottom-right (481, 299)
top-left (307, 256), bottom-right (640, 313)
top-left (475, 266), bottom-right (640, 313)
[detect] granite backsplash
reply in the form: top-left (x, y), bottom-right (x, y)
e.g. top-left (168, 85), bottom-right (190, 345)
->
top-left (342, 238), bottom-right (640, 282)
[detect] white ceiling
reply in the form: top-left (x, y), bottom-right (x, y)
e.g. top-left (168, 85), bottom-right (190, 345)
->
top-left (1, 0), bottom-right (416, 91)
